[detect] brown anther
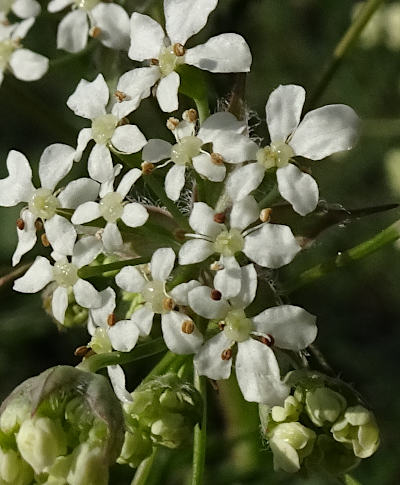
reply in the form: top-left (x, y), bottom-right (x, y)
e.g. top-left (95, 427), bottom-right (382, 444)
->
top-left (114, 90), bottom-right (127, 102)
top-left (210, 261), bottom-right (224, 271)
top-left (260, 208), bottom-right (272, 223)
top-left (16, 218), bottom-right (25, 230)
top-left (182, 108), bottom-right (198, 123)
top-left (35, 219), bottom-right (43, 231)
top-left (117, 117), bottom-right (129, 126)
top-left (181, 320), bottom-right (194, 334)
top-left (218, 320), bottom-right (226, 330)
top-left (89, 26), bottom-right (101, 38)
top-left (141, 161), bottom-right (155, 175)
top-left (210, 152), bottom-right (224, 165)
top-left (213, 212), bottom-right (225, 224)
top-left (41, 233), bottom-right (50, 247)
top-left (260, 334), bottom-right (275, 347)
top-left (163, 297), bottom-right (174, 311)
top-left (166, 117), bottom-right (179, 131)
top-left (107, 313), bottom-right (116, 327)
top-left (150, 58), bottom-right (159, 65)
top-left (74, 345), bottom-right (90, 357)
top-left (221, 348), bottom-right (232, 361)
top-left (174, 228), bottom-right (186, 242)
top-left (210, 289), bottom-right (222, 301)
top-left (173, 43), bottom-right (185, 57)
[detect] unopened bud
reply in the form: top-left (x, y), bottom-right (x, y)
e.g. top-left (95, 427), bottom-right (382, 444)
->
top-left (305, 387), bottom-right (347, 427)
top-left (173, 43), bottom-right (185, 56)
top-left (141, 161), bottom-right (155, 175)
top-left (260, 207), bottom-right (272, 223)
top-left (210, 152), bottom-right (224, 165)
top-left (182, 109), bottom-right (197, 123)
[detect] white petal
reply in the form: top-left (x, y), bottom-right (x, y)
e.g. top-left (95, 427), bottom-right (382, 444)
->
top-left (194, 332), bottom-right (232, 380)
top-left (165, 164), bottom-right (185, 201)
top-left (185, 33), bottom-right (252, 73)
top-left (102, 222), bottom-right (123, 252)
top-left (179, 239), bottom-right (214, 265)
top-left (12, 0), bottom-right (41, 18)
top-left (73, 278), bottom-right (101, 308)
top-left (71, 201), bottom-right (100, 224)
top-left (197, 112), bottom-right (246, 142)
top-left (156, 71), bottom-right (180, 113)
top-left (131, 305), bottom-right (154, 336)
top-left (230, 195), bottom-right (259, 231)
top-left (57, 9), bottom-right (88, 53)
top-left (67, 73), bottom-right (108, 120)
top-left (213, 256), bottom-right (241, 300)
top-left (212, 132), bottom-right (258, 164)
top-left (9, 49), bottom-right (48, 81)
top-left (244, 224), bottom-right (300, 269)
top-left (276, 164), bottom-right (319, 216)
top-left (142, 139), bottom-right (172, 163)
top-left (229, 264), bottom-right (257, 310)
top-left (91, 3), bottom-right (130, 51)
top-left (164, 0), bottom-right (218, 45)
top-left (73, 128), bottom-right (92, 162)
top-left (72, 236), bottom-right (102, 268)
top-left (115, 266), bottom-right (146, 293)
top-left (266, 85), bottom-right (305, 142)
top-left (39, 143), bottom-right (75, 191)
top-left (58, 178), bottom-right (100, 209)
top-left (8, 18), bottom-right (33, 40)
top-left (88, 144), bottom-right (113, 183)
top-left (12, 209), bottom-right (37, 266)
top-left (236, 339), bottom-right (289, 404)
top-left (99, 164), bottom-right (121, 198)
top-left (150, 247), bottom-right (175, 281)
top-left (189, 202), bottom-right (221, 238)
top-left (108, 320), bottom-right (139, 352)
top-left (290, 104), bottom-right (360, 160)
top-left (13, 256), bottom-right (53, 293)
top-left (169, 280), bottom-right (201, 306)
top-left (116, 168), bottom-right (142, 198)
top-left (0, 150), bottom-right (34, 206)
top-left (52, 286), bottom-right (68, 324)
top-left (111, 125), bottom-right (147, 154)
top-left (107, 365), bottom-right (132, 403)
top-left (121, 203), bottom-right (149, 228)
top-left (226, 163), bottom-right (265, 202)
top-left (192, 153), bottom-right (226, 182)
top-left (252, 305), bottom-right (317, 351)
top-left (90, 287), bottom-right (116, 327)
top-left (161, 311), bottom-right (203, 354)
top-left (128, 13), bottom-right (164, 61)
top-left (112, 67), bottom-right (160, 119)
top-left (188, 285), bottom-right (229, 319)
top-left (44, 215), bottom-right (77, 255)
top-left (48, 0), bottom-right (72, 13)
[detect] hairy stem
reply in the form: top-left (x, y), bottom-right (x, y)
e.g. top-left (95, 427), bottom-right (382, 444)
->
top-left (191, 372), bottom-right (207, 485)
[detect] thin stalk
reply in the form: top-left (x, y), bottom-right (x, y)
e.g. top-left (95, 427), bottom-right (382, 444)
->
top-left (191, 372), bottom-right (207, 485)
top-left (307, 0), bottom-right (386, 108)
top-left (78, 257), bottom-right (149, 279)
top-left (281, 219), bottom-right (400, 293)
top-left (131, 448), bottom-right (158, 485)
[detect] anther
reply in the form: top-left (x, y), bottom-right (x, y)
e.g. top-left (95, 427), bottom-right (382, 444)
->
top-left (117, 117), bottom-right (129, 126)
top-left (141, 161), bottom-right (155, 175)
top-left (260, 208), bottom-right (272, 223)
top-left (89, 26), bottom-right (101, 38)
top-left (181, 320), bottom-right (194, 334)
top-left (41, 233), bottom-right (50, 247)
top-left (35, 219), bottom-right (43, 231)
top-left (210, 261), bottom-right (224, 271)
top-left (163, 297), bottom-right (174, 311)
top-left (173, 43), bottom-right (185, 57)
top-left (115, 90), bottom-right (127, 102)
top-left (74, 345), bottom-right (91, 357)
top-left (166, 117), bottom-right (179, 131)
top-left (260, 334), bottom-right (275, 347)
top-left (210, 289), bottom-right (222, 301)
top-left (221, 348), bottom-right (232, 360)
top-left (210, 152), bottom-right (224, 165)
top-left (16, 218), bottom-right (25, 230)
top-left (150, 58), bottom-right (159, 66)
top-left (107, 313), bottom-right (116, 327)
top-left (182, 109), bottom-right (198, 123)
top-left (218, 320), bottom-right (226, 330)
top-left (213, 212), bottom-right (225, 224)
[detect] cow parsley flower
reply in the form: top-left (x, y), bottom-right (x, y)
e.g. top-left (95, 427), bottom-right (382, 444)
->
top-left (227, 85), bottom-right (360, 215)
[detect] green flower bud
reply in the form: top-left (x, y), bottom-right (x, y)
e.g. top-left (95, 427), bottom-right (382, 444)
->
top-left (331, 405), bottom-right (380, 458)
top-left (305, 387), bottom-right (347, 427)
top-left (89, 328), bottom-right (112, 354)
top-left (117, 429), bottom-right (153, 468)
top-left (0, 447), bottom-right (33, 485)
top-left (271, 395), bottom-right (302, 423)
top-left (67, 443), bottom-right (108, 485)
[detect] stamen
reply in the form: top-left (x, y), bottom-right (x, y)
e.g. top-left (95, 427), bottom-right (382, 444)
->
top-left (182, 109), bottom-right (198, 123)
top-left (166, 117), bottom-right (179, 131)
top-left (150, 58), bottom-right (159, 65)
top-left (16, 218), bottom-right (25, 230)
top-left (221, 348), bottom-right (232, 361)
top-left (89, 26), bottom-right (101, 38)
top-left (213, 212), bottom-right (225, 224)
top-left (114, 90), bottom-right (127, 102)
top-left (260, 208), bottom-right (272, 223)
top-left (74, 345), bottom-right (91, 357)
top-left (173, 43), bottom-right (185, 57)
top-left (259, 334), bottom-right (275, 346)
top-left (107, 313), bottom-right (116, 327)
top-left (210, 261), bottom-right (224, 271)
top-left (218, 320), bottom-right (226, 330)
top-left (141, 161), bottom-right (155, 175)
top-left (163, 297), bottom-right (174, 311)
top-left (181, 320), bottom-right (194, 334)
top-left (210, 289), bottom-right (222, 301)
top-left (41, 233), bottom-right (50, 247)
top-left (210, 153), bottom-right (224, 165)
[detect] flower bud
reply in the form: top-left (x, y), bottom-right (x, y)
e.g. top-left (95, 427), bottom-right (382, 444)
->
top-left (305, 387), bottom-right (347, 427)
top-left (67, 443), bottom-right (108, 485)
top-left (117, 429), bottom-right (153, 468)
top-left (0, 447), bottom-right (33, 485)
top-left (271, 395), bottom-right (302, 423)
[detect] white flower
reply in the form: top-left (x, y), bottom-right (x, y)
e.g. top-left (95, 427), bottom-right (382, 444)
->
top-left (142, 111), bottom-right (258, 201)
top-left (13, 243), bottom-right (103, 324)
top-left (227, 84), bottom-right (360, 215)
top-left (0, 0), bottom-right (40, 20)
top-left (0, 145), bottom-right (99, 265)
top-left (179, 196), bottom-right (301, 294)
top-left (71, 167), bottom-right (148, 253)
top-left (0, 18), bottom-right (48, 86)
top-left (48, 0), bottom-right (130, 53)
top-left (115, 247), bottom-right (204, 355)
top-left (67, 73), bottom-right (147, 183)
top-left (189, 264), bottom-right (317, 404)
top-left (126, 0), bottom-right (252, 112)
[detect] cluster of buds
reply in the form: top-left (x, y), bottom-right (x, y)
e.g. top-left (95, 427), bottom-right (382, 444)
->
top-left (0, 366), bottom-right (124, 485)
top-left (118, 373), bottom-right (202, 468)
top-left (259, 370), bottom-right (379, 476)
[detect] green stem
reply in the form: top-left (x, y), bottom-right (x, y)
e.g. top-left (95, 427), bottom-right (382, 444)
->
top-left (307, 0), bottom-right (386, 108)
top-left (191, 372), bottom-right (207, 485)
top-left (78, 257), bottom-right (149, 279)
top-left (131, 448), bottom-right (158, 485)
top-left (281, 219), bottom-right (400, 293)
top-left (142, 351), bottom-right (186, 384)
top-left (194, 96), bottom-right (210, 125)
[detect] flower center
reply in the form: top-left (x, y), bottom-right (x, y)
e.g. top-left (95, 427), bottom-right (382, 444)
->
top-left (53, 260), bottom-right (79, 287)
top-left (213, 228), bottom-right (244, 257)
top-left (99, 192), bottom-right (124, 222)
top-left (91, 114), bottom-right (117, 145)
top-left (142, 280), bottom-right (169, 314)
top-left (223, 309), bottom-right (252, 343)
top-left (170, 136), bottom-right (203, 166)
top-left (256, 141), bottom-right (294, 169)
top-left (158, 45), bottom-right (184, 77)
top-left (0, 40), bottom-right (15, 71)
top-left (28, 188), bottom-right (59, 220)
top-left (74, 0), bottom-right (100, 11)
